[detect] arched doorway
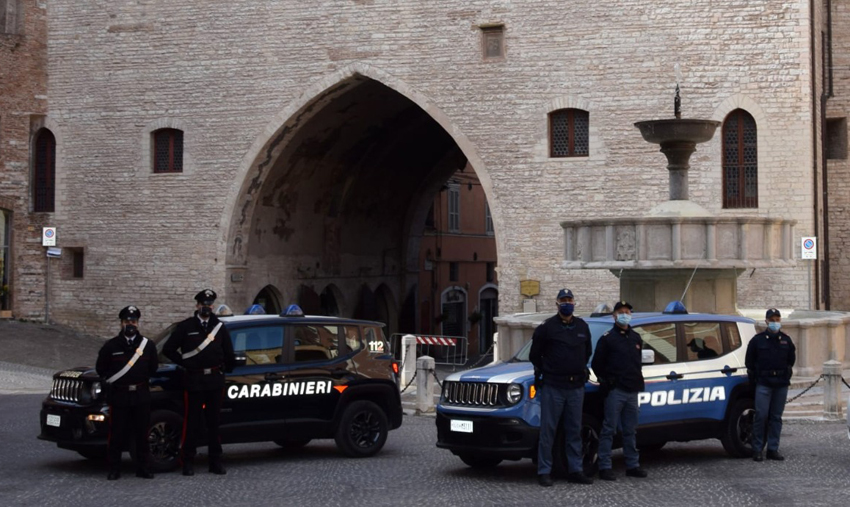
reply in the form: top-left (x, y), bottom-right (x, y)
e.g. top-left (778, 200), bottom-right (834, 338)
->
top-left (320, 284), bottom-right (343, 316)
top-left (252, 285), bottom-right (282, 315)
top-left (224, 70), bottom-right (499, 340)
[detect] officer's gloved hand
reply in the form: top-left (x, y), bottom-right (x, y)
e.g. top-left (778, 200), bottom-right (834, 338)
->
top-left (786, 366), bottom-right (794, 381)
top-left (747, 369), bottom-right (756, 387)
top-left (534, 369), bottom-right (543, 392)
top-left (599, 377), bottom-right (611, 397)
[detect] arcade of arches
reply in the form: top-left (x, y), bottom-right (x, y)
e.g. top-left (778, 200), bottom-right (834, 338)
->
top-left (231, 75), bottom-right (498, 356)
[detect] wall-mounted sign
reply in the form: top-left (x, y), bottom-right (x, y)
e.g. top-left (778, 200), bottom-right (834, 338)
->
top-left (801, 237), bottom-right (817, 260)
top-left (42, 227), bottom-right (57, 247)
top-left (520, 279), bottom-right (540, 298)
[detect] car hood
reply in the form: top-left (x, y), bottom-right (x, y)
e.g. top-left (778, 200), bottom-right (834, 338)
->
top-left (444, 361), bottom-right (534, 384)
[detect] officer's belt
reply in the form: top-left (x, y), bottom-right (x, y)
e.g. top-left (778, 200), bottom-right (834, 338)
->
top-left (187, 366), bottom-right (221, 376)
top-left (111, 381), bottom-right (148, 392)
top-left (761, 369), bottom-right (786, 377)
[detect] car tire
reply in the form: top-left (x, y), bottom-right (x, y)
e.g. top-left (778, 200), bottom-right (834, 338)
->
top-left (638, 442), bottom-right (666, 453)
top-left (77, 448), bottom-right (107, 461)
top-left (720, 398), bottom-right (755, 458)
top-left (552, 413), bottom-right (600, 478)
top-left (334, 400), bottom-right (388, 458)
top-left (142, 409), bottom-right (183, 472)
top-left (458, 454), bottom-right (502, 469)
top-left (273, 438), bottom-right (312, 450)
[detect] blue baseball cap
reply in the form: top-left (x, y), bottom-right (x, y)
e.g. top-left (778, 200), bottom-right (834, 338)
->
top-left (557, 289), bottom-right (574, 300)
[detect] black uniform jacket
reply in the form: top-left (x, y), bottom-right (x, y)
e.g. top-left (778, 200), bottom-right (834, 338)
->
top-left (745, 330), bottom-right (796, 387)
top-left (96, 333), bottom-right (158, 406)
top-left (529, 314), bottom-right (592, 389)
top-left (163, 313), bottom-right (236, 391)
top-left (591, 324), bottom-right (645, 393)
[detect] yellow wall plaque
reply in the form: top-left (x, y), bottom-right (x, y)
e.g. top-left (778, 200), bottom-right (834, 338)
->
top-left (520, 279), bottom-right (540, 298)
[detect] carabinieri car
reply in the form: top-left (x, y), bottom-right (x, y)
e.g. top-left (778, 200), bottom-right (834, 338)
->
top-left (436, 303), bottom-right (757, 474)
top-left (38, 306), bottom-right (402, 471)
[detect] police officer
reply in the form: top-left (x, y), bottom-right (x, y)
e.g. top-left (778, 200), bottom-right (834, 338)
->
top-left (745, 308), bottom-right (796, 462)
top-left (95, 306), bottom-right (158, 480)
top-left (591, 301), bottom-right (648, 481)
top-left (530, 288), bottom-right (594, 487)
top-left (163, 289), bottom-right (236, 476)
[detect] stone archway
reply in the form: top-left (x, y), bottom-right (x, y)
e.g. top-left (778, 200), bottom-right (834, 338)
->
top-left (222, 67), bottom-right (499, 332)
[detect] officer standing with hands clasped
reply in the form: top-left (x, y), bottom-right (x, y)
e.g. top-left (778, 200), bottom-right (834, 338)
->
top-left (530, 289), bottom-right (594, 487)
top-left (591, 301), bottom-right (648, 481)
top-left (164, 289), bottom-right (236, 476)
top-left (745, 308), bottom-right (796, 462)
top-left (95, 306), bottom-right (158, 480)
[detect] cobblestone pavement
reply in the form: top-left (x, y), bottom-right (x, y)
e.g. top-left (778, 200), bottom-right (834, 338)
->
top-left (1, 392), bottom-right (848, 507)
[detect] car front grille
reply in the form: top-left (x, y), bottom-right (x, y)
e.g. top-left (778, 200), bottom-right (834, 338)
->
top-left (441, 381), bottom-right (503, 407)
top-left (50, 378), bottom-right (85, 402)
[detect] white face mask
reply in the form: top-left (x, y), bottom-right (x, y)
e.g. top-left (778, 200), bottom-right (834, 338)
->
top-left (767, 321), bottom-right (781, 333)
top-left (616, 313), bottom-right (632, 326)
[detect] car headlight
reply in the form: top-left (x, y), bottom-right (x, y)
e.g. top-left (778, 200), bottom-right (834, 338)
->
top-left (506, 383), bottom-right (523, 405)
top-left (90, 381), bottom-right (102, 400)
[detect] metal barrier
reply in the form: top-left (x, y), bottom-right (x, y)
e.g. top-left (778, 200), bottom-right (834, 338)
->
top-left (390, 333), bottom-right (468, 367)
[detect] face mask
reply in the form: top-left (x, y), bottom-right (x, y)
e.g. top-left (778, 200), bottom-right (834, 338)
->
top-left (199, 306), bottom-right (212, 318)
top-left (767, 322), bottom-right (781, 333)
top-left (616, 313), bottom-right (632, 326)
top-left (558, 303), bottom-right (574, 316)
top-left (123, 324), bottom-right (138, 337)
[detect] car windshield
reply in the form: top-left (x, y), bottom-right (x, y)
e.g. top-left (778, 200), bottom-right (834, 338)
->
top-left (512, 321), bottom-right (612, 363)
top-left (153, 323), bottom-right (178, 354)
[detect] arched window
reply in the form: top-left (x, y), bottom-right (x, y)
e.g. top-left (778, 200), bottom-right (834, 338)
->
top-left (153, 128), bottom-right (183, 173)
top-left (722, 109), bottom-right (758, 208)
top-left (549, 108), bottom-right (589, 157)
top-left (33, 129), bottom-right (56, 212)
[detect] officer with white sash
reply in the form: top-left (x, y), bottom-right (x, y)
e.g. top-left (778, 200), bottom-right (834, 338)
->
top-left (95, 305), bottom-right (158, 480)
top-left (163, 289), bottom-right (235, 476)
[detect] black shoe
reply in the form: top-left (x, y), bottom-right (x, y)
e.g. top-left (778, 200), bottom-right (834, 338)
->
top-left (626, 467), bottom-right (648, 478)
top-left (566, 472), bottom-right (594, 484)
top-left (599, 469), bottom-right (617, 481)
top-left (209, 462), bottom-right (227, 475)
top-left (182, 463), bottom-right (195, 476)
top-left (538, 474), bottom-right (553, 487)
top-left (107, 470), bottom-right (120, 481)
top-left (135, 469), bottom-right (154, 479)
top-left (766, 450), bottom-right (785, 461)
top-left (753, 452), bottom-right (764, 462)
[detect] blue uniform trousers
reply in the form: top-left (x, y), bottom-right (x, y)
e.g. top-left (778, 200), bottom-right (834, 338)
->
top-left (537, 384), bottom-right (584, 475)
top-left (597, 387), bottom-right (640, 470)
top-left (752, 383), bottom-right (788, 453)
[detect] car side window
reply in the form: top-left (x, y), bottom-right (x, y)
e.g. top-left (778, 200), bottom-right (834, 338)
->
top-left (723, 322), bottom-right (742, 354)
top-left (633, 323), bottom-right (677, 364)
top-left (231, 325), bottom-right (284, 365)
top-left (362, 325), bottom-right (387, 354)
top-left (682, 322), bottom-right (722, 361)
top-left (289, 325), bottom-right (340, 363)
top-left (344, 325), bottom-right (362, 352)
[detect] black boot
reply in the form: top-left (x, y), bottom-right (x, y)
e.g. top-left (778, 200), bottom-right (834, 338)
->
top-left (209, 460), bottom-right (226, 475)
top-left (107, 470), bottom-right (121, 481)
top-left (182, 461), bottom-right (194, 476)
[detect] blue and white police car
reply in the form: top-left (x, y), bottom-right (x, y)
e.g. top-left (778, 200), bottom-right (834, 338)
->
top-left (436, 302), bottom-right (757, 473)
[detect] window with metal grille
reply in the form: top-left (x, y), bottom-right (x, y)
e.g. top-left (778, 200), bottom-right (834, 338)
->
top-left (153, 128), bottom-right (184, 173)
top-left (485, 202), bottom-right (494, 235)
top-left (34, 129), bottom-right (56, 212)
top-left (447, 185), bottom-right (460, 232)
top-left (1, 1), bottom-right (21, 35)
top-left (549, 109), bottom-right (589, 157)
top-left (722, 109), bottom-right (758, 209)
top-left (449, 262), bottom-right (459, 282)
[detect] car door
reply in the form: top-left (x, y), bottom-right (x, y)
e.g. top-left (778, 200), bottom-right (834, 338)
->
top-left (632, 321), bottom-right (694, 425)
top-left (221, 324), bottom-right (287, 440)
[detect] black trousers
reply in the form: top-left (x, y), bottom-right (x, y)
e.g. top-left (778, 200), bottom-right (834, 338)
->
top-left (108, 402), bottom-right (151, 472)
top-left (181, 388), bottom-right (224, 463)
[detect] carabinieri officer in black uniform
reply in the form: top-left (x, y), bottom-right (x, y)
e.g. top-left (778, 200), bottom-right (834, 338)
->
top-left (95, 305), bottom-right (158, 480)
top-left (163, 289), bottom-right (235, 476)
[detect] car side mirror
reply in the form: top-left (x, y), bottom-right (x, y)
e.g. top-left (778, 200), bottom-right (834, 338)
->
top-left (234, 354), bottom-right (247, 367)
top-left (641, 349), bottom-right (655, 365)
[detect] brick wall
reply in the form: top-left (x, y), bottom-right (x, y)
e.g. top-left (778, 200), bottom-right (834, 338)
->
top-left (31, 1), bottom-right (825, 335)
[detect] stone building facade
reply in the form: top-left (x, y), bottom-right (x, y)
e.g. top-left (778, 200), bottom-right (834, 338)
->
top-left (0, 1), bottom-right (844, 337)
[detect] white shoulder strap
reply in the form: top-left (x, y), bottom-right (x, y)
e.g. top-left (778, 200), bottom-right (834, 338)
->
top-left (106, 337), bottom-right (149, 384)
top-left (182, 322), bottom-right (223, 359)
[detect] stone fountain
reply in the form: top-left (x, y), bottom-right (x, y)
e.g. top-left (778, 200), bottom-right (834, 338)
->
top-left (560, 86), bottom-right (796, 313)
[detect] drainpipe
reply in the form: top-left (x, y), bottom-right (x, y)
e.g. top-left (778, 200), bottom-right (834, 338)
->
top-left (810, 0), bottom-right (821, 309)
top-left (822, 0), bottom-right (833, 309)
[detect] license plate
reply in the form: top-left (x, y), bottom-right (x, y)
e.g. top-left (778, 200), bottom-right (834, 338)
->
top-left (46, 414), bottom-right (61, 427)
top-left (450, 419), bottom-right (473, 433)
